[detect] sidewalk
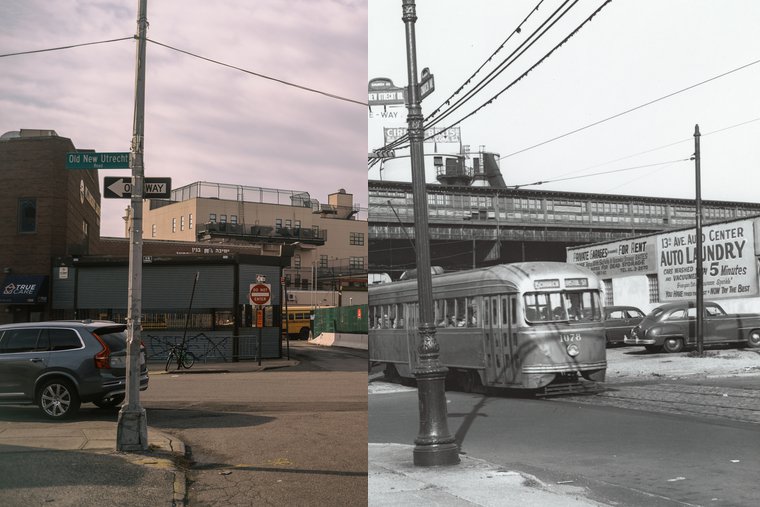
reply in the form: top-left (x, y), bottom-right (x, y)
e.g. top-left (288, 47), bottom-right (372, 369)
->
top-left (0, 357), bottom-right (299, 507)
top-left (0, 421), bottom-right (187, 506)
top-left (369, 443), bottom-right (606, 506)
top-left (149, 357), bottom-right (300, 375)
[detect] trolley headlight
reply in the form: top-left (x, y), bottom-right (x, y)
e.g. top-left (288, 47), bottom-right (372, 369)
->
top-left (566, 343), bottom-right (580, 357)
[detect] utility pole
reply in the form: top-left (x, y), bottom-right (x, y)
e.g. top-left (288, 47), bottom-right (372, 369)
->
top-left (694, 124), bottom-right (704, 355)
top-left (117, 0), bottom-right (149, 451)
top-left (401, 0), bottom-right (459, 467)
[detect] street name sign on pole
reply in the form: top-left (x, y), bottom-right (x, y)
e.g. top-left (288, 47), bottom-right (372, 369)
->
top-left (66, 152), bottom-right (131, 170)
top-left (104, 177), bottom-right (172, 198)
top-left (418, 67), bottom-right (435, 100)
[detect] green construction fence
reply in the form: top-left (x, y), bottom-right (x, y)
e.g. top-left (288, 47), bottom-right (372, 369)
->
top-left (313, 305), bottom-right (368, 336)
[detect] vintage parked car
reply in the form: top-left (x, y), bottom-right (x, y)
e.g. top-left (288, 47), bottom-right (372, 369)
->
top-left (603, 306), bottom-right (645, 346)
top-left (625, 301), bottom-right (760, 353)
top-left (0, 320), bottom-right (149, 419)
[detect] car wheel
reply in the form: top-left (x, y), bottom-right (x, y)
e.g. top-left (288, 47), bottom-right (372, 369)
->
top-left (644, 345), bottom-right (662, 353)
top-left (93, 394), bottom-right (125, 409)
top-left (37, 379), bottom-right (80, 419)
top-left (298, 327), bottom-right (310, 340)
top-left (458, 370), bottom-right (477, 393)
top-left (662, 337), bottom-right (684, 353)
top-left (747, 330), bottom-right (760, 348)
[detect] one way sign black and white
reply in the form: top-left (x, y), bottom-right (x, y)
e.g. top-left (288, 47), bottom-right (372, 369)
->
top-left (103, 177), bottom-right (172, 199)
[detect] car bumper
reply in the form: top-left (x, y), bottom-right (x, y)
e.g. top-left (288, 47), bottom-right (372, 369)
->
top-left (624, 336), bottom-right (655, 345)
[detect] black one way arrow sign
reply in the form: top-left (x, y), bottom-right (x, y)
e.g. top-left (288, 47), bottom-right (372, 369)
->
top-left (103, 177), bottom-right (172, 198)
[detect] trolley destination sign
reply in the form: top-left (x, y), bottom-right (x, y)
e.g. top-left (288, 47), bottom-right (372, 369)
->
top-left (66, 152), bottom-right (130, 170)
top-left (103, 176), bottom-right (172, 198)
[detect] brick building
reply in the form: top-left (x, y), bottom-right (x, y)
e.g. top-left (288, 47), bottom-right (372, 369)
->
top-left (0, 129), bottom-right (101, 323)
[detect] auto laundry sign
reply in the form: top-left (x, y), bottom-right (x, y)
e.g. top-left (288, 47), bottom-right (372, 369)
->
top-left (657, 219), bottom-right (757, 301)
top-left (568, 237), bottom-right (657, 278)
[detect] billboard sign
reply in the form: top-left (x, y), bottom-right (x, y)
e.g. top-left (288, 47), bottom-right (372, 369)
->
top-left (657, 219), bottom-right (757, 301)
top-left (567, 237), bottom-right (657, 278)
top-left (383, 126), bottom-right (461, 145)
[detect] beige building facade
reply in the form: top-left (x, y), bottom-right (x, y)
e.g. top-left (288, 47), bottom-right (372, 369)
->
top-left (140, 182), bottom-right (367, 291)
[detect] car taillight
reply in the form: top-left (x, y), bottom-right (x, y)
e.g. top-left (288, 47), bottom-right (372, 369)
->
top-left (93, 333), bottom-right (111, 369)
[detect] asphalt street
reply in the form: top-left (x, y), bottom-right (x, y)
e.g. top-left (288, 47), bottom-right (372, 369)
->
top-left (369, 381), bottom-right (760, 506)
top-left (143, 342), bottom-right (368, 506)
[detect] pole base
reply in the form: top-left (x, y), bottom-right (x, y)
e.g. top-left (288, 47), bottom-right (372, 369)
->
top-left (413, 441), bottom-right (460, 467)
top-left (116, 406), bottom-right (148, 452)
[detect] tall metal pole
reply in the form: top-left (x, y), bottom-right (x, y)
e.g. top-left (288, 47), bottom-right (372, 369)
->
top-left (402, 0), bottom-right (459, 467)
top-left (117, 0), bottom-right (149, 451)
top-left (694, 125), bottom-right (704, 355)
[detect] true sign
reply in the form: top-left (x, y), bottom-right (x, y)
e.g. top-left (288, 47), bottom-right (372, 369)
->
top-left (249, 283), bottom-right (272, 306)
top-left (103, 177), bottom-right (172, 198)
top-left (67, 152), bottom-right (130, 170)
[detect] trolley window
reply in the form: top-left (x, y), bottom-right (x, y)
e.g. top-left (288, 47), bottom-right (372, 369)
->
top-left (524, 290), bottom-right (602, 323)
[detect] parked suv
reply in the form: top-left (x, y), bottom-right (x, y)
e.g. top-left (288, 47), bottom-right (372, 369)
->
top-left (0, 321), bottom-right (148, 419)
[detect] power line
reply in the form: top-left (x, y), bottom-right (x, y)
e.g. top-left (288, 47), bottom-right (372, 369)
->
top-left (1, 36), bottom-right (367, 107)
top-left (0, 37), bottom-right (134, 58)
top-left (501, 57), bottom-right (760, 159)
top-left (146, 38), bottom-right (367, 107)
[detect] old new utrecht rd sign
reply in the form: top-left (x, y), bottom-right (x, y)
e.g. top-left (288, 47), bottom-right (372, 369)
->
top-left (66, 152), bottom-right (130, 170)
top-left (103, 176), bottom-right (172, 199)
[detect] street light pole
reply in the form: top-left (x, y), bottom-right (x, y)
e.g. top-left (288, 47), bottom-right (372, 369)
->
top-left (401, 0), bottom-right (459, 467)
top-left (116, 0), bottom-right (149, 451)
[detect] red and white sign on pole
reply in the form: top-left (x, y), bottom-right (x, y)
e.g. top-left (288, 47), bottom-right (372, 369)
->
top-left (249, 283), bottom-right (272, 306)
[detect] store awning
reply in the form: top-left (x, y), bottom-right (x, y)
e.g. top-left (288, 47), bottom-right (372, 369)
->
top-left (0, 275), bottom-right (49, 304)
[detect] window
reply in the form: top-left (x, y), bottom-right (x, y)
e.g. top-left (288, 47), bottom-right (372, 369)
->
top-left (180, 216), bottom-right (185, 231)
top-left (0, 328), bottom-right (41, 353)
top-left (209, 213), bottom-right (217, 224)
top-left (349, 257), bottom-right (364, 270)
top-left (220, 214), bottom-right (227, 224)
top-left (231, 215), bottom-right (238, 225)
top-left (285, 219), bottom-right (292, 228)
top-left (18, 198), bottom-right (36, 233)
top-left (350, 232), bottom-right (365, 246)
top-left (172, 217), bottom-right (177, 233)
top-left (151, 224), bottom-right (156, 238)
top-left (189, 213), bottom-right (193, 229)
top-left (293, 254), bottom-right (301, 269)
top-left (294, 220), bottom-right (301, 230)
top-left (47, 329), bottom-right (82, 351)
top-left (647, 274), bottom-right (660, 303)
top-left (319, 255), bottom-right (328, 268)
top-left (82, 220), bottom-right (89, 238)
top-left (275, 219), bottom-right (283, 231)
top-left (603, 279), bottom-right (613, 306)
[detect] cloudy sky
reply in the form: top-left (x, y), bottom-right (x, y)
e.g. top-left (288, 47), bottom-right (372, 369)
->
top-left (369, 0), bottom-right (760, 205)
top-left (2, 0), bottom-right (367, 237)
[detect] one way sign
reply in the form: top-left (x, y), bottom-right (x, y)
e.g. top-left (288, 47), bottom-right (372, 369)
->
top-left (103, 177), bottom-right (172, 199)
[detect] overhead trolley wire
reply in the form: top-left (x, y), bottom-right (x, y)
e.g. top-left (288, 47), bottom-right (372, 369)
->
top-left (500, 56), bottom-right (760, 160)
top-left (425, 0), bottom-right (548, 123)
top-left (376, 0), bottom-right (613, 156)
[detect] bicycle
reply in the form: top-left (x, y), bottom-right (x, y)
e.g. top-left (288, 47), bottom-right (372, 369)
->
top-left (165, 342), bottom-right (196, 371)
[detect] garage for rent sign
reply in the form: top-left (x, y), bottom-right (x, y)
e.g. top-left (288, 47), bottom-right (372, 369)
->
top-left (658, 219), bottom-right (757, 301)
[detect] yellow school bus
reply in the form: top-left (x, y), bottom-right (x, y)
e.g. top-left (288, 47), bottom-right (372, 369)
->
top-left (282, 305), bottom-right (314, 340)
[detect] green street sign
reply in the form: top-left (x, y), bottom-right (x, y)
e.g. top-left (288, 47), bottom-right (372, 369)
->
top-left (66, 152), bottom-right (130, 169)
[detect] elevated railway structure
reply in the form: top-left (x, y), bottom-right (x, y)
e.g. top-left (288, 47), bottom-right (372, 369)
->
top-left (369, 179), bottom-right (760, 278)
